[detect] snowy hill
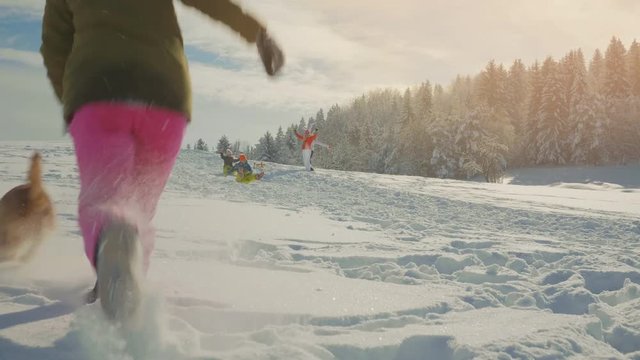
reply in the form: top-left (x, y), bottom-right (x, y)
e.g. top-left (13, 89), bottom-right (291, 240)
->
top-left (0, 141), bottom-right (639, 359)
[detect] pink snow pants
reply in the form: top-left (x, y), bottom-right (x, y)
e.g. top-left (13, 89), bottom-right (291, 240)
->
top-left (69, 102), bottom-right (186, 271)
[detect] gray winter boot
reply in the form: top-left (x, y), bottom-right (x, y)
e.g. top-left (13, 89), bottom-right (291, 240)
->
top-left (96, 220), bottom-right (142, 323)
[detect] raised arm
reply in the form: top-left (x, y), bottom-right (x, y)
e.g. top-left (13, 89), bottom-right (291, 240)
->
top-left (40, 0), bottom-right (74, 102)
top-left (294, 130), bottom-right (303, 141)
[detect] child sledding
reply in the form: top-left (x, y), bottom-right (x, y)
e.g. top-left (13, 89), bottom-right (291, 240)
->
top-left (217, 148), bottom-right (239, 176)
top-left (232, 153), bottom-right (265, 183)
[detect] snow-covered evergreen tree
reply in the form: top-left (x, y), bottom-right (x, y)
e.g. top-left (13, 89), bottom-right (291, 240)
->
top-left (274, 127), bottom-right (287, 162)
top-left (525, 62), bottom-right (543, 162)
top-left (216, 135), bottom-right (231, 153)
top-left (398, 88), bottom-right (418, 174)
top-left (455, 107), bottom-right (489, 179)
top-left (449, 75), bottom-right (474, 115)
top-left (314, 109), bottom-right (325, 130)
top-left (569, 93), bottom-right (607, 164)
top-left (506, 60), bottom-right (529, 133)
top-left (627, 40), bottom-right (640, 99)
top-left (506, 59), bottom-right (529, 164)
top-left (604, 37), bottom-right (632, 161)
top-left (622, 40), bottom-right (640, 162)
top-left (432, 83), bottom-right (446, 115)
top-left (604, 37), bottom-right (630, 101)
top-left (535, 57), bottom-right (566, 165)
top-left (306, 117), bottom-right (315, 131)
top-left (430, 115), bottom-right (458, 178)
top-left (478, 138), bottom-right (508, 183)
top-left (476, 60), bottom-right (508, 112)
top-left (588, 49), bottom-right (605, 95)
top-left (285, 126), bottom-right (298, 163)
top-left (415, 81), bottom-right (433, 122)
top-left (255, 131), bottom-right (278, 162)
top-left (194, 138), bottom-right (209, 152)
top-left (566, 50), bottom-right (608, 164)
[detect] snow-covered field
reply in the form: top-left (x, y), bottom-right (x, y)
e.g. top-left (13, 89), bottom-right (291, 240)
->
top-left (0, 141), bottom-right (639, 359)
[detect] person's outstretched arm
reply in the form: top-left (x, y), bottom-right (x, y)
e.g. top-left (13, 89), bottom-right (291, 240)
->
top-left (293, 130), bottom-right (303, 140)
top-left (40, 0), bottom-right (74, 102)
top-left (314, 140), bottom-right (330, 149)
top-left (180, 0), bottom-right (261, 43)
top-left (180, 0), bottom-right (284, 75)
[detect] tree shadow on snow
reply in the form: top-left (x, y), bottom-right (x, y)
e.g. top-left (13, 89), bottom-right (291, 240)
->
top-left (0, 281), bottom-right (88, 331)
top-left (505, 165), bottom-right (640, 189)
top-left (0, 330), bottom-right (84, 360)
top-left (0, 301), bottom-right (77, 330)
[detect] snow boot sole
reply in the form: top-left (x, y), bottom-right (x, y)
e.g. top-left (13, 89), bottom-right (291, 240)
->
top-left (97, 220), bottom-right (142, 323)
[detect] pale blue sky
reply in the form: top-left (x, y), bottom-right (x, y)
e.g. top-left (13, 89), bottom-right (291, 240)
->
top-left (1, 0), bottom-right (638, 147)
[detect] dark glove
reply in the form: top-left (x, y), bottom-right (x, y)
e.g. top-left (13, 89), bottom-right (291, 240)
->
top-left (257, 28), bottom-right (284, 76)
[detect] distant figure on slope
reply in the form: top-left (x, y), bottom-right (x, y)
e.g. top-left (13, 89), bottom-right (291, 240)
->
top-left (218, 148), bottom-right (239, 176)
top-left (232, 153), bottom-right (264, 183)
top-left (40, 0), bottom-right (284, 322)
top-left (294, 128), bottom-right (330, 171)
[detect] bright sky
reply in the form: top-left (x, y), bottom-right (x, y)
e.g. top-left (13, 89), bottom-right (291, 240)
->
top-left (0, 0), bottom-right (638, 146)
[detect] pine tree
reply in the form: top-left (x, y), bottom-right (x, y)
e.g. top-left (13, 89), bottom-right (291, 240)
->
top-left (455, 107), bottom-right (489, 179)
top-left (415, 81), bottom-right (433, 122)
top-left (256, 131), bottom-right (278, 162)
top-left (588, 49), bottom-right (605, 95)
top-left (399, 88), bottom-right (418, 174)
top-left (506, 59), bottom-right (528, 134)
top-left (566, 50), bottom-right (608, 164)
top-left (432, 84), bottom-right (445, 114)
top-left (604, 37), bottom-right (630, 100)
top-left (525, 62), bottom-right (543, 163)
top-left (194, 138), bottom-right (208, 152)
top-left (307, 117), bottom-right (315, 131)
top-left (232, 140), bottom-right (241, 154)
top-left (216, 135), bottom-right (231, 153)
top-left (569, 93), bottom-right (607, 164)
top-left (560, 51), bottom-right (578, 114)
top-left (626, 40), bottom-right (640, 161)
top-left (275, 126), bottom-right (287, 164)
top-left (430, 115), bottom-right (458, 178)
top-left (476, 60), bottom-right (508, 112)
top-left (604, 37), bottom-right (631, 161)
top-left (475, 61), bottom-right (512, 160)
top-left (478, 139), bottom-right (508, 183)
top-left (315, 109), bottom-right (325, 130)
top-left (449, 75), bottom-right (474, 114)
top-left (535, 57), bottom-right (566, 165)
top-left (627, 40), bottom-right (640, 98)
top-left (286, 125), bottom-right (298, 163)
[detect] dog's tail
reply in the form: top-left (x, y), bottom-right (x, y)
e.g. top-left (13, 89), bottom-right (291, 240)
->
top-left (28, 152), bottom-right (43, 197)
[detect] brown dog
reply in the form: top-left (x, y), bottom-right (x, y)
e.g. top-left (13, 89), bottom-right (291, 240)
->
top-left (0, 152), bottom-right (55, 262)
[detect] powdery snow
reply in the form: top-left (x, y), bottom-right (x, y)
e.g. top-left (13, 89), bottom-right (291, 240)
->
top-left (0, 141), bottom-right (639, 359)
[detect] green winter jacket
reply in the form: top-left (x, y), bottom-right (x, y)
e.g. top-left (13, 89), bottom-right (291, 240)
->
top-left (41, 0), bottom-right (264, 124)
